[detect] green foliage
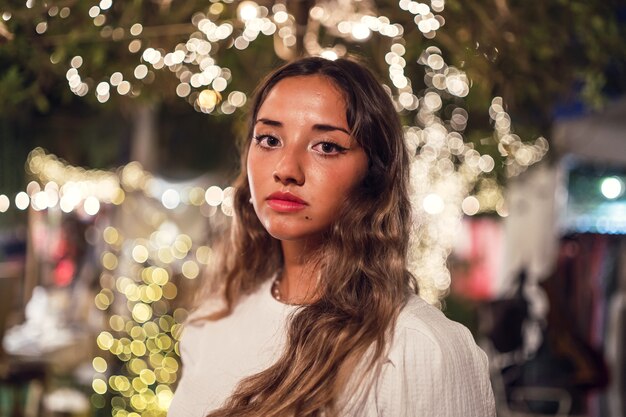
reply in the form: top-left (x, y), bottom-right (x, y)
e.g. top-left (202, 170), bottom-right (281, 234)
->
top-left (0, 0), bottom-right (624, 180)
top-left (0, 66), bottom-right (30, 113)
top-left (1, 0), bottom-right (624, 121)
top-left (442, 0), bottom-right (626, 124)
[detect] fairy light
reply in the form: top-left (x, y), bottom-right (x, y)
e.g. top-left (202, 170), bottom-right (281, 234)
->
top-left (92, 206), bottom-right (229, 416)
top-left (395, 4), bottom-right (548, 303)
top-left (461, 196), bottom-right (480, 216)
top-left (9, 0), bottom-right (555, 308)
top-left (17, 153), bottom-right (232, 415)
top-left (16, 148), bottom-right (233, 218)
top-left (28, 0), bottom-right (406, 114)
top-left (15, 192), bottom-right (29, 210)
top-left (489, 97), bottom-right (549, 177)
top-left (0, 195), bottom-right (9, 212)
top-left (0, 5), bottom-right (558, 413)
top-left (237, 1), bottom-right (259, 22)
top-left (403, 40), bottom-right (481, 305)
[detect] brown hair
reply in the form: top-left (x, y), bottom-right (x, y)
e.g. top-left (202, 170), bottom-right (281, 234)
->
top-left (200, 56), bottom-right (416, 416)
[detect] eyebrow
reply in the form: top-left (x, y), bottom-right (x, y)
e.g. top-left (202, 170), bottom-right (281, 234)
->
top-left (255, 118), bottom-right (350, 135)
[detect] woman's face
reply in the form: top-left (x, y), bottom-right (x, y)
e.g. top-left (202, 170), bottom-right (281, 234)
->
top-left (247, 75), bottom-right (368, 244)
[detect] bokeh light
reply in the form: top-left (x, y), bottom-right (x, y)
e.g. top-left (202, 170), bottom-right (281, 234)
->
top-left (601, 177), bottom-right (624, 200)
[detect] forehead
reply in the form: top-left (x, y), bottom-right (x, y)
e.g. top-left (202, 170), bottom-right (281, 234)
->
top-left (257, 75), bottom-right (348, 124)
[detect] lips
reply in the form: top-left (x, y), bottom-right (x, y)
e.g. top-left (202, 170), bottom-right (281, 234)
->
top-left (266, 192), bottom-right (308, 212)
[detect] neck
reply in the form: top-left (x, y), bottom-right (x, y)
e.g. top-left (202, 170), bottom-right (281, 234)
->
top-left (278, 239), bottom-right (322, 304)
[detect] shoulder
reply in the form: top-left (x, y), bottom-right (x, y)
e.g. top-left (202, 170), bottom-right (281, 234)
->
top-left (386, 294), bottom-right (491, 381)
top-left (371, 295), bottom-right (496, 416)
top-left (389, 294), bottom-right (479, 363)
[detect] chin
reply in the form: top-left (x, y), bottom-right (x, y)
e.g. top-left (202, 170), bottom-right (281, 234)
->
top-left (258, 213), bottom-right (327, 242)
top-left (262, 224), bottom-right (321, 243)
top-left (266, 229), bottom-right (310, 242)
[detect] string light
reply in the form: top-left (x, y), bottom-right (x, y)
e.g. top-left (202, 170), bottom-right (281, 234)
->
top-left (0, 2), bottom-right (557, 412)
top-left (3, 0), bottom-right (550, 306)
top-left (90, 200), bottom-right (229, 415)
top-left (2, 146), bottom-right (232, 414)
top-left (489, 97), bottom-right (549, 177)
top-left (15, 148), bottom-right (234, 216)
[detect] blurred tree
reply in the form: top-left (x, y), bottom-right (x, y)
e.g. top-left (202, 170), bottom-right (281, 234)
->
top-left (0, 0), bottom-right (624, 180)
top-left (441, 0), bottom-right (626, 129)
top-left (1, 1), bottom-right (622, 113)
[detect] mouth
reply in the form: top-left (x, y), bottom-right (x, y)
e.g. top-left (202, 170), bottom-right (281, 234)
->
top-left (266, 192), bottom-right (308, 212)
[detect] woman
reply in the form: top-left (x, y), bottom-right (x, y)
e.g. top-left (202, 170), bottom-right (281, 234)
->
top-left (168, 57), bottom-right (495, 416)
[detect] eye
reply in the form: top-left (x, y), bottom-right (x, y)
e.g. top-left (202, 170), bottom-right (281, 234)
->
top-left (312, 141), bottom-right (348, 156)
top-left (253, 134), bottom-right (281, 149)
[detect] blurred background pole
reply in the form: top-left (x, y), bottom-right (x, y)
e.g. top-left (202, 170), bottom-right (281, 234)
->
top-left (130, 104), bottom-right (158, 172)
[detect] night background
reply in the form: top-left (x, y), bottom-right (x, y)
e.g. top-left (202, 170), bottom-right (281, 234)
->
top-left (1, 0), bottom-right (626, 415)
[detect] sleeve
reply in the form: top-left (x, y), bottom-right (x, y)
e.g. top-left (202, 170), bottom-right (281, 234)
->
top-left (375, 324), bottom-right (496, 417)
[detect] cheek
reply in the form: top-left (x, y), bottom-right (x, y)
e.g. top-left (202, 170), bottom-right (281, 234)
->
top-left (246, 146), bottom-right (256, 180)
top-left (328, 156), bottom-right (368, 195)
top-left (246, 150), bottom-right (263, 197)
top-left (312, 169), bottom-right (364, 213)
top-left (246, 152), bottom-right (274, 225)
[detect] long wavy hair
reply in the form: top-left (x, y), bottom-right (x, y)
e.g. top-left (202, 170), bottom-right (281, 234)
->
top-left (199, 56), bottom-right (417, 417)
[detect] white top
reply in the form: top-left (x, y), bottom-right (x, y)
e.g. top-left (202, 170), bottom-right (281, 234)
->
top-left (168, 279), bottom-right (496, 416)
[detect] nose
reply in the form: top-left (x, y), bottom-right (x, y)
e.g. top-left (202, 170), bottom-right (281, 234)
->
top-left (273, 148), bottom-right (305, 186)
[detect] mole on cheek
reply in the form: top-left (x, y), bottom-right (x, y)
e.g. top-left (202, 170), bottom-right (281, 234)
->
top-left (305, 216), bottom-right (311, 220)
